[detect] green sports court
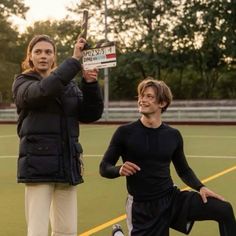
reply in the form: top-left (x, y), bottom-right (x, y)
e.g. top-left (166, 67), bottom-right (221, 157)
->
top-left (0, 124), bottom-right (235, 236)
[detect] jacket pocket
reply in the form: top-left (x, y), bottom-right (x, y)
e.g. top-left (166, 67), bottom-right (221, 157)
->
top-left (73, 142), bottom-right (84, 177)
top-left (26, 136), bottom-right (61, 177)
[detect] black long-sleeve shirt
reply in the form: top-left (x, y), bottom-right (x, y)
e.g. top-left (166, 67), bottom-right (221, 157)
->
top-left (100, 120), bottom-right (204, 201)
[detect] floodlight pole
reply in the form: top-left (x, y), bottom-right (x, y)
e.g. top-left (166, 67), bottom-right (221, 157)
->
top-left (104, 0), bottom-right (109, 121)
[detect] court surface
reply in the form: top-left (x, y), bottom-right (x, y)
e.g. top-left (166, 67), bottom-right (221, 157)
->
top-left (0, 124), bottom-right (235, 236)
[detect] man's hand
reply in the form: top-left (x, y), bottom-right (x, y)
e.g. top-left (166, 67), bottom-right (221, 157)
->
top-left (82, 69), bottom-right (99, 83)
top-left (119, 161), bottom-right (141, 176)
top-left (199, 186), bottom-right (225, 203)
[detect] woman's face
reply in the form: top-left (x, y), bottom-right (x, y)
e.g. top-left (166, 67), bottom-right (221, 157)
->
top-left (30, 41), bottom-right (55, 76)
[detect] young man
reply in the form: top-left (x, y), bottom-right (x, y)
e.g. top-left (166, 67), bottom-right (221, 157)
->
top-left (99, 78), bottom-right (236, 236)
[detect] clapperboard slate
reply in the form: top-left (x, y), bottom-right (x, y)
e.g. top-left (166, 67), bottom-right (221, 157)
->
top-left (82, 44), bottom-right (117, 70)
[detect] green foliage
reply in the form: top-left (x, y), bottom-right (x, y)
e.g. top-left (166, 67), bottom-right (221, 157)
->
top-left (172, 0), bottom-right (236, 98)
top-left (0, 0), bottom-right (28, 102)
top-left (0, 0), bottom-right (236, 101)
top-left (0, 0), bottom-right (28, 18)
top-left (217, 69), bottom-right (236, 98)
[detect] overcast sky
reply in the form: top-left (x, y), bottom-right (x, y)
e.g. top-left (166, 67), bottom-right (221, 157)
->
top-left (12, 0), bottom-right (79, 32)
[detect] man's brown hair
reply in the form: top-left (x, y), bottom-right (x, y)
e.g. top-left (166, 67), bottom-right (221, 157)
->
top-left (137, 77), bottom-right (173, 113)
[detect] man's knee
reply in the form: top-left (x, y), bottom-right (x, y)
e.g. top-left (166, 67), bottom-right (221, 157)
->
top-left (219, 201), bottom-right (234, 221)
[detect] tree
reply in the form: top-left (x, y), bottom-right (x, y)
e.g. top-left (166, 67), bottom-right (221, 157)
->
top-left (2, 0), bottom-right (234, 101)
top-left (69, 0), bottom-right (236, 99)
top-left (70, 0), bottom-right (181, 99)
top-left (173, 0), bottom-right (236, 98)
top-left (0, 0), bottom-right (28, 102)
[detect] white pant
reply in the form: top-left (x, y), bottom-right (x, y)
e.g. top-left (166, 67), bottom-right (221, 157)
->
top-left (25, 183), bottom-right (77, 236)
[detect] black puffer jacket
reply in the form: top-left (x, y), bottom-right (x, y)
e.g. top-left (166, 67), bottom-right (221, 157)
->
top-left (12, 58), bottom-right (103, 185)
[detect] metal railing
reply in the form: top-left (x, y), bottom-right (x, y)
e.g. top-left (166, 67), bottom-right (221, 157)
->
top-left (0, 108), bottom-right (18, 122)
top-left (1, 107), bottom-right (235, 123)
top-left (100, 106), bottom-right (236, 122)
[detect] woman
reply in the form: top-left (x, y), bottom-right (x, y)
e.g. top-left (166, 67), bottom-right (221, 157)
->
top-left (12, 35), bottom-right (103, 236)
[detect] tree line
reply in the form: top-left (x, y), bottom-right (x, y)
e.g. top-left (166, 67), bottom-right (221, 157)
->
top-left (1, 0), bottom-right (235, 102)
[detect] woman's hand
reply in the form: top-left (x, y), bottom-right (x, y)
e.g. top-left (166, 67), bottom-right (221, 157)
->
top-left (72, 37), bottom-right (86, 60)
top-left (82, 69), bottom-right (99, 83)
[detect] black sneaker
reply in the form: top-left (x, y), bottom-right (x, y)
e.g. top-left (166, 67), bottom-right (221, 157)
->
top-left (112, 224), bottom-right (124, 236)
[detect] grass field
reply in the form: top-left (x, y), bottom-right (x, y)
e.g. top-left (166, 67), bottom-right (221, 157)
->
top-left (0, 124), bottom-right (235, 236)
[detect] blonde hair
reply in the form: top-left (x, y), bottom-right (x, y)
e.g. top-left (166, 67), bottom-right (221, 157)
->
top-left (21, 35), bottom-right (57, 72)
top-left (137, 77), bottom-right (173, 113)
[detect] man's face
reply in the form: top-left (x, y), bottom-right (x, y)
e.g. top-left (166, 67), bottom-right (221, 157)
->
top-left (138, 86), bottom-right (160, 115)
top-left (30, 41), bottom-right (55, 74)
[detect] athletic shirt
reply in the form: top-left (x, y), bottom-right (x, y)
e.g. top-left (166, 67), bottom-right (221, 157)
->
top-left (99, 120), bottom-right (204, 201)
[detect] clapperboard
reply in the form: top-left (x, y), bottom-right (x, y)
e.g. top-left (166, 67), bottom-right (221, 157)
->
top-left (82, 44), bottom-right (117, 70)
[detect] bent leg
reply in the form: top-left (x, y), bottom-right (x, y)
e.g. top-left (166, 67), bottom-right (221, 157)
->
top-left (188, 193), bottom-right (236, 236)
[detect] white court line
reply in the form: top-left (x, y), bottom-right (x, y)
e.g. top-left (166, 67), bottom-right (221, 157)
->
top-left (0, 126), bottom-right (114, 138)
top-left (184, 135), bottom-right (236, 139)
top-left (0, 156), bottom-right (17, 158)
top-left (81, 125), bottom-right (117, 131)
top-left (0, 135), bottom-right (17, 138)
top-left (0, 155), bottom-right (236, 159)
top-left (0, 134), bottom-right (235, 139)
top-left (187, 155), bottom-right (236, 159)
top-left (84, 154), bottom-right (236, 159)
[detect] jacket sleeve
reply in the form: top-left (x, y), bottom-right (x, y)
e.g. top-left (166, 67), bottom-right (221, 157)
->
top-left (77, 79), bottom-right (104, 123)
top-left (172, 130), bottom-right (204, 191)
top-left (12, 58), bottom-right (82, 110)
